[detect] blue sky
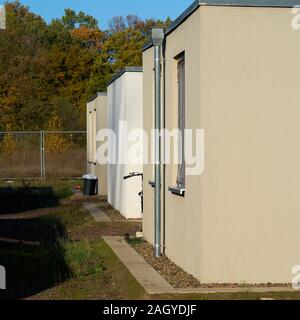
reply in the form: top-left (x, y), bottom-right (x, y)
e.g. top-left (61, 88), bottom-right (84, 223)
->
top-left (8, 0), bottom-right (194, 29)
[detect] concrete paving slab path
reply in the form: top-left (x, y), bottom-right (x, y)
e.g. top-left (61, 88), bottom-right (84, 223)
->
top-left (83, 202), bottom-right (111, 222)
top-left (103, 236), bottom-right (177, 294)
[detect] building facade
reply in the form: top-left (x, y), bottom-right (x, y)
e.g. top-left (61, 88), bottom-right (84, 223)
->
top-left (86, 92), bottom-right (108, 196)
top-left (143, 0), bottom-right (300, 283)
top-left (107, 67), bottom-right (143, 219)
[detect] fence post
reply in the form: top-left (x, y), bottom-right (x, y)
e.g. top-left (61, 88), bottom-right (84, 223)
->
top-left (43, 130), bottom-right (46, 180)
top-left (40, 131), bottom-right (46, 180)
top-left (40, 131), bottom-right (43, 180)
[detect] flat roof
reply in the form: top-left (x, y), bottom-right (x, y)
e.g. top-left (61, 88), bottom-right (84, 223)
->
top-left (107, 66), bottom-right (143, 87)
top-left (87, 92), bottom-right (107, 104)
top-left (143, 0), bottom-right (300, 51)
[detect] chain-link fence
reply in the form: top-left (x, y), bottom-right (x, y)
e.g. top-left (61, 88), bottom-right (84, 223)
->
top-left (0, 131), bottom-right (86, 180)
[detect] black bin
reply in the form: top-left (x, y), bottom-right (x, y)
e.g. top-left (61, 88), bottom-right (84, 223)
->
top-left (83, 174), bottom-right (98, 196)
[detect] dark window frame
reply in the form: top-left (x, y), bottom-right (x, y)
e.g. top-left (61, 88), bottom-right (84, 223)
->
top-left (176, 52), bottom-right (186, 189)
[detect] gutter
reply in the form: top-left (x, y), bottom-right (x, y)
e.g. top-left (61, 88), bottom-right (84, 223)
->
top-left (142, 0), bottom-right (299, 52)
top-left (107, 66), bottom-right (143, 87)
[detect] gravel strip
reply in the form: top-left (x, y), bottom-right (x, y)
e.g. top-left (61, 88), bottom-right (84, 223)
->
top-left (132, 240), bottom-right (201, 288)
top-left (130, 240), bottom-right (291, 289)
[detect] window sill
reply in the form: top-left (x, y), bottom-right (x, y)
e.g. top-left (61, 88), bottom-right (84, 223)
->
top-left (168, 186), bottom-right (185, 197)
top-left (148, 181), bottom-right (156, 188)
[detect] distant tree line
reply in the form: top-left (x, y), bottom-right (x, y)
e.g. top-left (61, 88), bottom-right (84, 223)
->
top-left (0, 1), bottom-right (171, 131)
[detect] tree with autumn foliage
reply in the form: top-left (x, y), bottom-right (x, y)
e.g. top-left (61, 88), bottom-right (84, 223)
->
top-left (45, 111), bottom-right (69, 154)
top-left (0, 1), bottom-right (171, 132)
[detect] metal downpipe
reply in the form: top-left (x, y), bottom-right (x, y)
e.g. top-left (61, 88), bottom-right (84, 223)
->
top-left (154, 44), bottom-right (161, 257)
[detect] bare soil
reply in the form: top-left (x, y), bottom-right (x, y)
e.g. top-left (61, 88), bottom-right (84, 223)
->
top-left (0, 207), bottom-right (65, 220)
top-left (98, 202), bottom-right (125, 221)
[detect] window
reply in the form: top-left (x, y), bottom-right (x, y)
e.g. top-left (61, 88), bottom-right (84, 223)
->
top-left (176, 53), bottom-right (185, 189)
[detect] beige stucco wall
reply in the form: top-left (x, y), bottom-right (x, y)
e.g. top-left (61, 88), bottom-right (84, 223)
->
top-left (143, 5), bottom-right (300, 284)
top-left (163, 7), bottom-right (203, 282)
top-left (87, 94), bottom-right (108, 196)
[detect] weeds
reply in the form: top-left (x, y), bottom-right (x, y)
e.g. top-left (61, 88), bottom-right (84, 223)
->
top-left (126, 237), bottom-right (144, 246)
top-left (63, 239), bottom-right (105, 279)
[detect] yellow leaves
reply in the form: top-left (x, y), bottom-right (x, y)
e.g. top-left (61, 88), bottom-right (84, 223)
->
top-left (0, 123), bottom-right (16, 156)
top-left (0, 134), bottom-right (16, 155)
top-left (0, 3), bottom-right (172, 131)
top-left (1, 134), bottom-right (16, 155)
top-left (46, 112), bottom-right (63, 131)
top-left (45, 112), bottom-right (69, 154)
top-left (45, 133), bottom-right (69, 155)
top-left (71, 26), bottom-right (104, 44)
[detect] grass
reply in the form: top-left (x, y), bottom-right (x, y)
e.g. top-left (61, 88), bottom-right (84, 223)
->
top-left (0, 181), bottom-right (144, 300)
top-left (126, 237), bottom-right (144, 246)
top-left (0, 205), bottom-right (96, 300)
top-left (0, 148), bottom-right (86, 179)
top-left (48, 241), bottom-right (145, 300)
top-left (0, 179), bottom-right (81, 214)
top-left (34, 239), bottom-right (145, 300)
top-left (63, 240), bottom-right (105, 279)
top-left (1, 180), bottom-right (300, 300)
top-left (0, 179), bottom-right (80, 197)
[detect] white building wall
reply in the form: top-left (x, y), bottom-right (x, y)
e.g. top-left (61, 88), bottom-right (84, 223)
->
top-left (107, 71), bottom-right (143, 219)
top-left (86, 99), bottom-right (96, 175)
top-left (86, 93), bottom-right (108, 196)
